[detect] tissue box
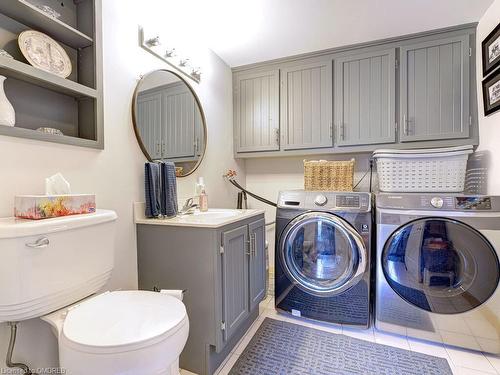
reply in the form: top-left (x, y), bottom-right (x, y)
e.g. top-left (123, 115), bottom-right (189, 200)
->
top-left (14, 194), bottom-right (96, 220)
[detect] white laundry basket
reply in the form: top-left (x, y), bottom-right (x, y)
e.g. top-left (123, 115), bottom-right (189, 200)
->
top-left (374, 146), bottom-right (473, 193)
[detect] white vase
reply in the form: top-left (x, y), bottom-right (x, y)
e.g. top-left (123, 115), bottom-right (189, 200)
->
top-left (0, 75), bottom-right (15, 127)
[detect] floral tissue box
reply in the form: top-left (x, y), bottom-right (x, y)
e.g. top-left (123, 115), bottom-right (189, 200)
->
top-left (15, 194), bottom-right (96, 220)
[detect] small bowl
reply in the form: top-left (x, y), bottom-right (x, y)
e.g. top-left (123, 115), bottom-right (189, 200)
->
top-left (36, 127), bottom-right (64, 136)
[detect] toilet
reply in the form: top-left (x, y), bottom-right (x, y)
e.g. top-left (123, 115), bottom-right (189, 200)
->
top-left (0, 210), bottom-right (189, 375)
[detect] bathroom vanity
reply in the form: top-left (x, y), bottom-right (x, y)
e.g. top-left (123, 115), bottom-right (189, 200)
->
top-left (135, 204), bottom-right (266, 375)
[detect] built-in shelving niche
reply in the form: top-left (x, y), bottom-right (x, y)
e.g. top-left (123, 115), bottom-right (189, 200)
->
top-left (0, 0), bottom-right (103, 149)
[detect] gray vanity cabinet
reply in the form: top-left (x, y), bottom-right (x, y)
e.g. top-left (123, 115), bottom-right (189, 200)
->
top-left (249, 219), bottom-right (266, 311)
top-left (234, 69), bottom-right (280, 153)
top-left (281, 59), bottom-right (333, 150)
top-left (136, 212), bottom-right (266, 375)
top-left (220, 225), bottom-right (250, 341)
top-left (400, 35), bottom-right (470, 142)
top-left (334, 49), bottom-right (396, 146)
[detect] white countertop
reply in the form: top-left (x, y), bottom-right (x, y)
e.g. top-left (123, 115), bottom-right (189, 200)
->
top-left (133, 202), bottom-right (265, 228)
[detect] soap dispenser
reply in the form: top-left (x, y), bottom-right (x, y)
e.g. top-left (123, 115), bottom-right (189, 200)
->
top-left (199, 188), bottom-right (208, 212)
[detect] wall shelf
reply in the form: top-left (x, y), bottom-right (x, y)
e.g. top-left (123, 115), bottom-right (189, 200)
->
top-left (0, 125), bottom-right (100, 148)
top-left (0, 0), bottom-right (93, 49)
top-left (0, 0), bottom-right (103, 149)
top-left (0, 56), bottom-right (97, 98)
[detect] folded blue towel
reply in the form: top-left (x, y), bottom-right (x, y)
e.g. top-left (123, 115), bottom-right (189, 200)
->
top-left (144, 162), bottom-right (161, 218)
top-left (160, 161), bottom-right (178, 217)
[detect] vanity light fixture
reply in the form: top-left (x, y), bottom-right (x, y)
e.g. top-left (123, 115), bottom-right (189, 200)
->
top-left (139, 27), bottom-right (202, 83)
top-left (179, 58), bottom-right (190, 67)
top-left (165, 48), bottom-right (176, 58)
top-left (191, 68), bottom-right (201, 81)
top-left (145, 36), bottom-right (161, 47)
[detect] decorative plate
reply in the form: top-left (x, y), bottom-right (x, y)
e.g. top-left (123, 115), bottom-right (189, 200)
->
top-left (18, 30), bottom-right (72, 78)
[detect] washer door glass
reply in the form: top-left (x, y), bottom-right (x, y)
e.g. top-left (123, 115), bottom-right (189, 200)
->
top-left (382, 218), bottom-right (500, 314)
top-left (281, 212), bottom-right (366, 296)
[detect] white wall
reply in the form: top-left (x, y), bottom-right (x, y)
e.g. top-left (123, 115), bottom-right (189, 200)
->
top-left (0, 0), bottom-right (243, 369)
top-left (245, 154), bottom-right (375, 268)
top-left (476, 0), bottom-right (500, 194)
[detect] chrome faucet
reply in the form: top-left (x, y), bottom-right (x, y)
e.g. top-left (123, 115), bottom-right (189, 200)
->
top-left (179, 198), bottom-right (198, 215)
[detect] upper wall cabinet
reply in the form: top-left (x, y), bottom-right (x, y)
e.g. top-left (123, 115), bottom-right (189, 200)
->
top-left (234, 69), bottom-right (280, 153)
top-left (400, 35), bottom-right (470, 142)
top-left (334, 49), bottom-right (396, 146)
top-left (281, 59), bottom-right (333, 150)
top-left (232, 24), bottom-right (478, 158)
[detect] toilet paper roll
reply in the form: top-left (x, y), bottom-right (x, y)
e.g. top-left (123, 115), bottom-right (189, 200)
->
top-left (160, 289), bottom-right (185, 301)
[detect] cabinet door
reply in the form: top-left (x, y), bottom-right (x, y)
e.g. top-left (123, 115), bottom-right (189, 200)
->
top-left (281, 59), bottom-right (333, 150)
top-left (400, 35), bottom-right (470, 142)
top-left (137, 91), bottom-right (162, 159)
top-left (249, 219), bottom-right (266, 311)
top-left (162, 84), bottom-right (196, 159)
top-left (234, 70), bottom-right (280, 153)
top-left (221, 225), bottom-right (250, 342)
top-left (335, 49), bottom-right (396, 146)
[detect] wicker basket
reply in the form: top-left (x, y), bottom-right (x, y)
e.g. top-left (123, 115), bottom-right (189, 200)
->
top-left (303, 159), bottom-right (355, 191)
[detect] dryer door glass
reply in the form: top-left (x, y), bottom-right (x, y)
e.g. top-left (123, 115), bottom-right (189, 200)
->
top-left (382, 218), bottom-right (500, 314)
top-left (281, 212), bottom-right (366, 296)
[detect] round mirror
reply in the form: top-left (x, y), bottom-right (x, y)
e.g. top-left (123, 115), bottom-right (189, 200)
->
top-left (132, 70), bottom-right (207, 177)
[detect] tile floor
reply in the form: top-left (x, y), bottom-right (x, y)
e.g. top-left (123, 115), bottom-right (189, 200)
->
top-left (181, 296), bottom-right (500, 375)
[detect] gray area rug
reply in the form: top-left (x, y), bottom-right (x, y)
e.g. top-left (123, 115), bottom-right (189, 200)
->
top-left (229, 318), bottom-right (453, 375)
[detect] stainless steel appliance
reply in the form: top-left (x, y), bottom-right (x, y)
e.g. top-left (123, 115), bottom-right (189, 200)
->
top-left (375, 193), bottom-right (500, 353)
top-left (275, 191), bottom-right (372, 327)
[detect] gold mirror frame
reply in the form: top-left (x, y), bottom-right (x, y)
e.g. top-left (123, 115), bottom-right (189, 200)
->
top-left (131, 69), bottom-right (208, 177)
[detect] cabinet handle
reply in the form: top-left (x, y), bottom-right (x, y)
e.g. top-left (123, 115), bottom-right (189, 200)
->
top-left (251, 234), bottom-right (257, 257)
top-left (341, 123), bottom-right (345, 141)
top-left (245, 239), bottom-right (251, 256)
top-left (403, 114), bottom-right (409, 136)
top-left (274, 128), bottom-right (280, 146)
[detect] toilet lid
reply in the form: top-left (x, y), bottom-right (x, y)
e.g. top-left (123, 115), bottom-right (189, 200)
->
top-left (62, 290), bottom-right (187, 349)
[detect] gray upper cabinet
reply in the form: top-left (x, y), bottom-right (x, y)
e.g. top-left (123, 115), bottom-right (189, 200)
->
top-left (249, 219), bottom-right (266, 311)
top-left (335, 49), bottom-right (396, 146)
top-left (400, 35), bottom-right (470, 142)
top-left (234, 69), bottom-right (280, 153)
top-left (162, 84), bottom-right (196, 159)
top-left (281, 59), bottom-right (333, 150)
top-left (221, 225), bottom-right (250, 342)
top-left (137, 91), bottom-right (162, 159)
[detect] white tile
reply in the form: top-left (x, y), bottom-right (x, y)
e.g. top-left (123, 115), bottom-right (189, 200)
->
top-left (342, 326), bottom-right (375, 343)
top-left (484, 353), bottom-right (500, 374)
top-left (374, 330), bottom-right (410, 350)
top-left (407, 327), bottom-right (443, 343)
top-left (445, 346), bottom-right (497, 374)
top-left (454, 367), bottom-right (496, 375)
top-left (407, 337), bottom-right (450, 359)
top-left (217, 352), bottom-right (241, 375)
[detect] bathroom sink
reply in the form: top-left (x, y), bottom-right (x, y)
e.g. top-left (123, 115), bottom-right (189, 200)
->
top-left (134, 203), bottom-right (264, 228)
top-left (185, 209), bottom-right (243, 220)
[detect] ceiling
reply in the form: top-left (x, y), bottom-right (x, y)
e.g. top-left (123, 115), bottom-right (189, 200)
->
top-left (191, 0), bottom-right (494, 67)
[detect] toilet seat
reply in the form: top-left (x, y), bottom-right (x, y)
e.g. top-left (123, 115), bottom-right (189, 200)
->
top-left (61, 290), bottom-right (188, 354)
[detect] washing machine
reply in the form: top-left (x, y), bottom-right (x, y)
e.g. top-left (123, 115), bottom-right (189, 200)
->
top-left (375, 193), bottom-right (500, 353)
top-left (275, 190), bottom-right (372, 327)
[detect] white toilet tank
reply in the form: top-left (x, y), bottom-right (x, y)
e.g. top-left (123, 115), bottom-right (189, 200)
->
top-left (0, 210), bottom-right (117, 322)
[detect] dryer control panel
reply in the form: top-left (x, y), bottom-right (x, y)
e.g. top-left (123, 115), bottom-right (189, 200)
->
top-left (278, 191), bottom-right (371, 212)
